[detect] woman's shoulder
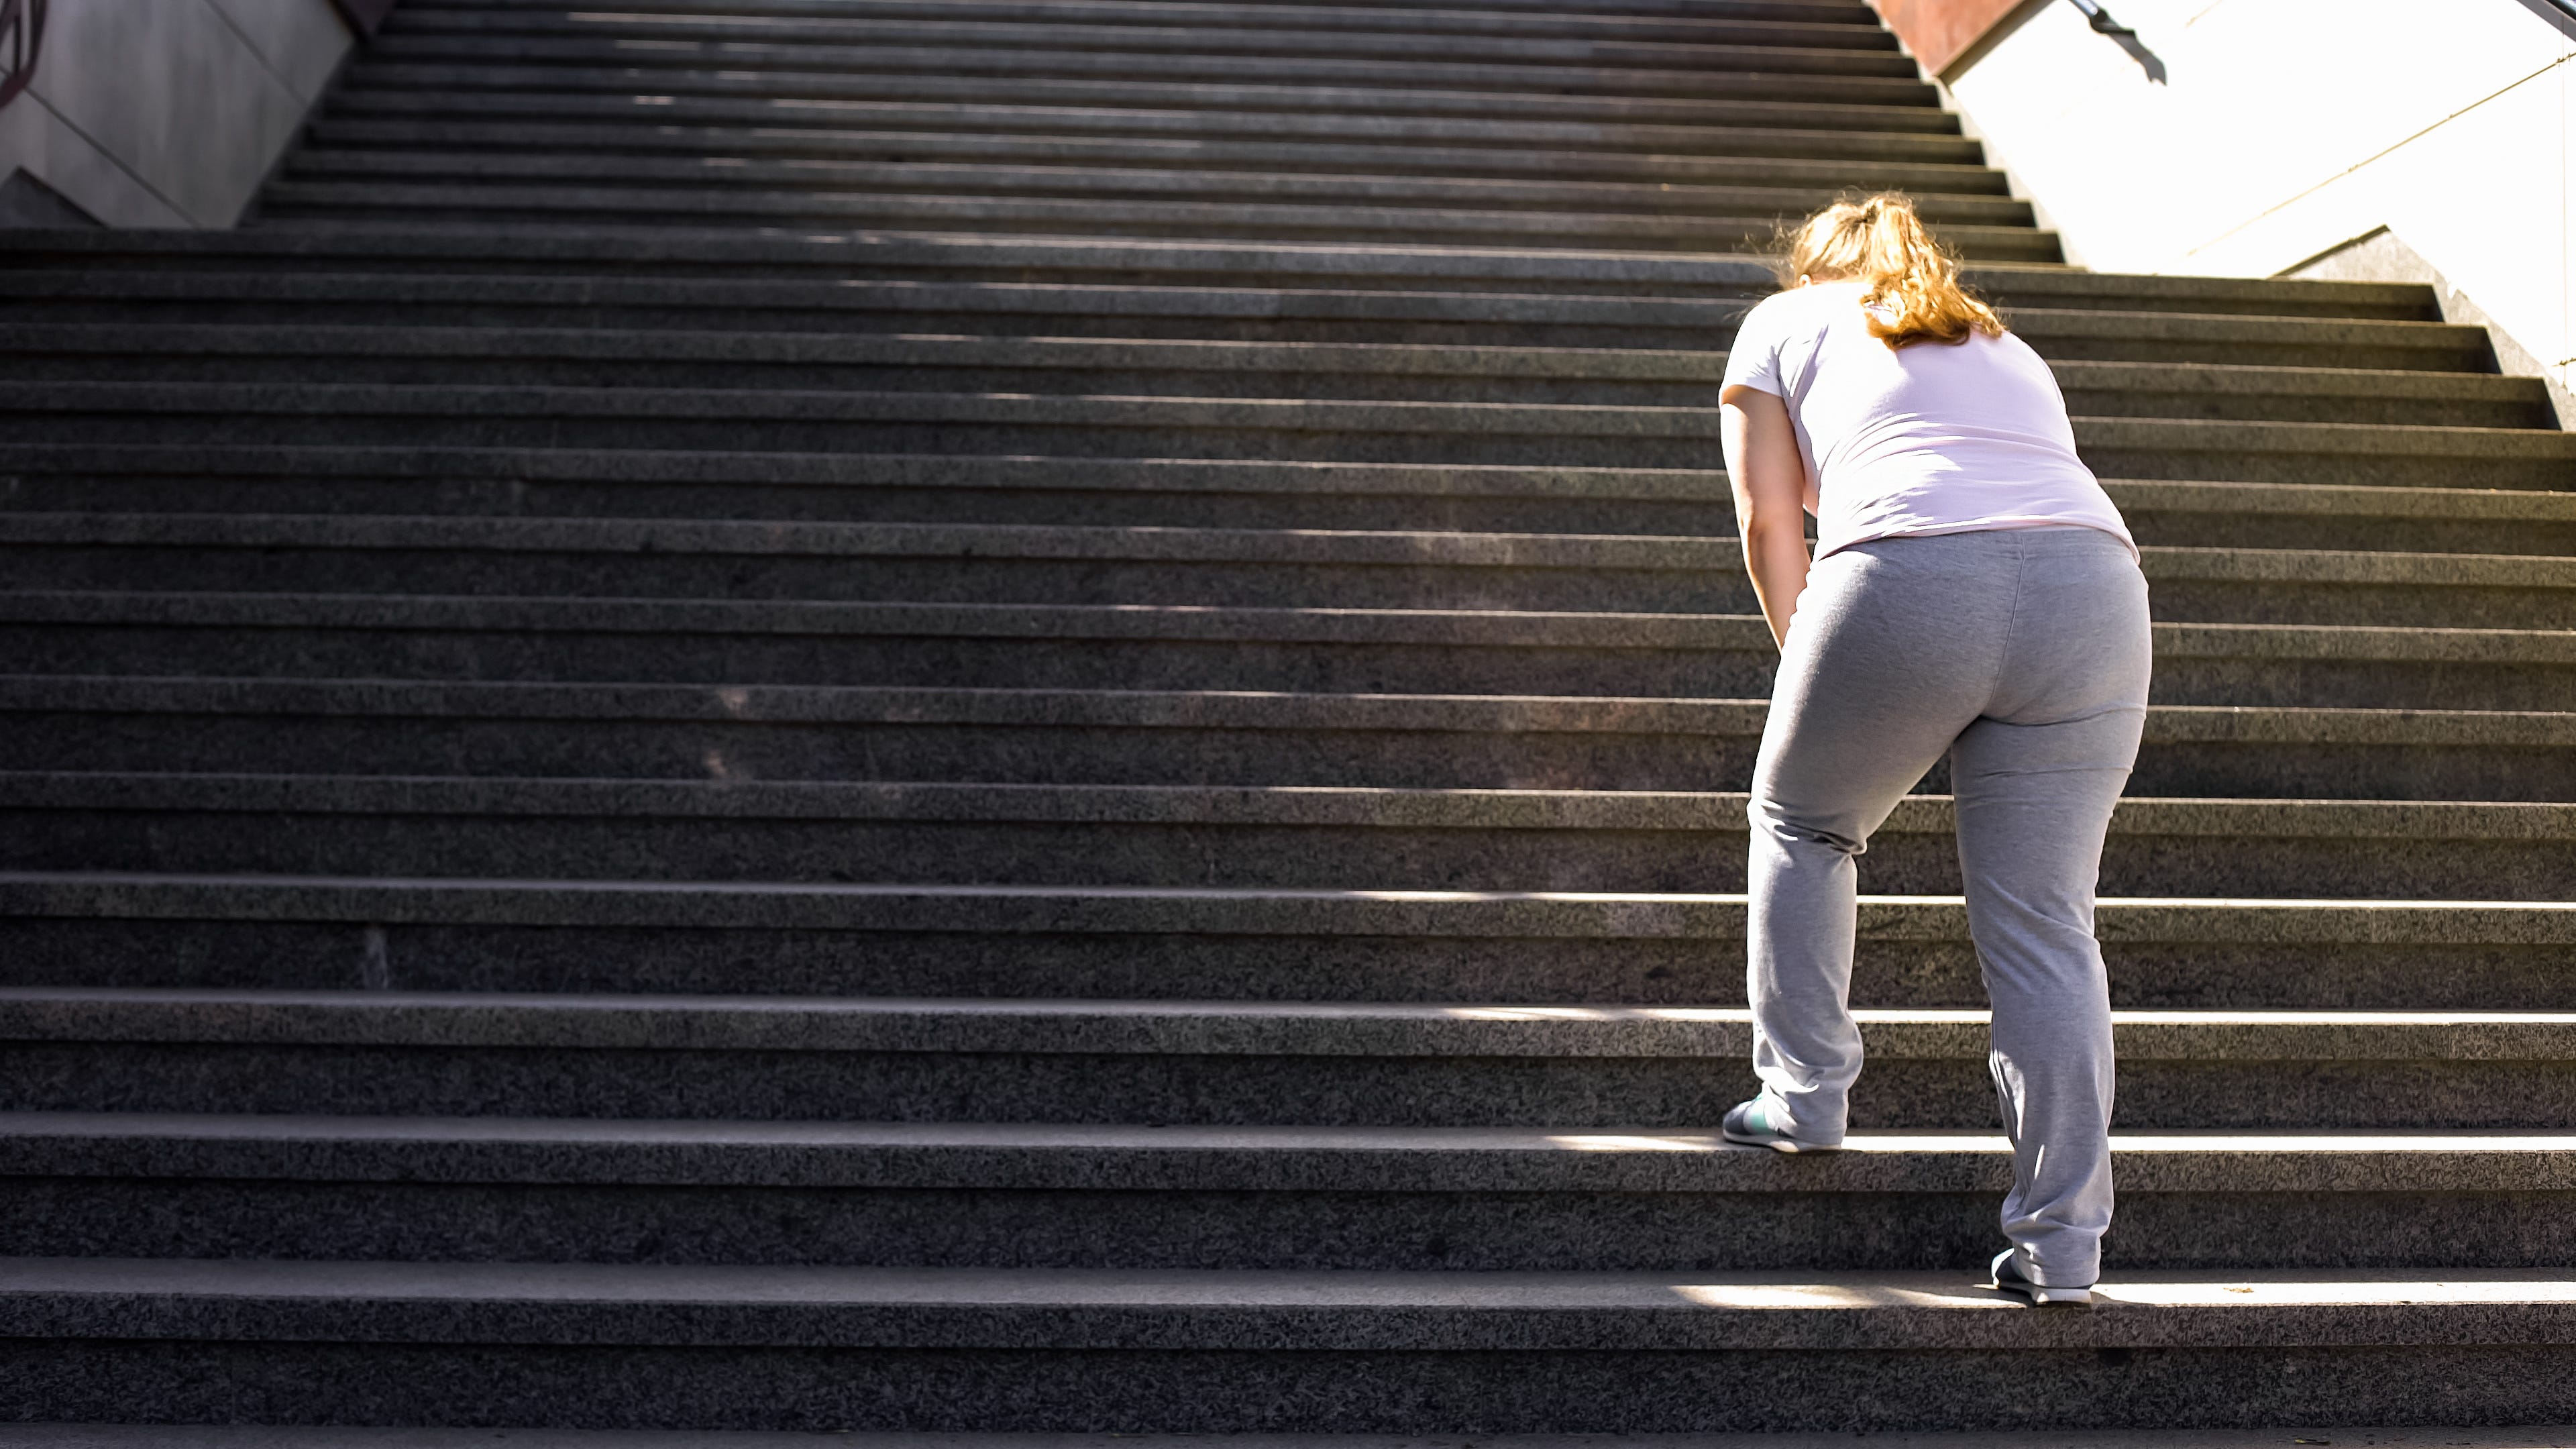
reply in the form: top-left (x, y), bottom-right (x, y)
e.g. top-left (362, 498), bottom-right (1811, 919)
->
top-left (1737, 281), bottom-right (1862, 341)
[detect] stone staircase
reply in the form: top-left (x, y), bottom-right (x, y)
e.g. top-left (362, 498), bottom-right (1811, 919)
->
top-left (3, 0), bottom-right (2575, 1434)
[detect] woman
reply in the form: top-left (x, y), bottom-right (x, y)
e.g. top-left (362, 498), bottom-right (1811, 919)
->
top-left (1714, 195), bottom-right (2151, 1309)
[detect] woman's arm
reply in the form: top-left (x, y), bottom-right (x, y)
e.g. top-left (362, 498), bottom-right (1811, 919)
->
top-left (1719, 384), bottom-right (1813, 649)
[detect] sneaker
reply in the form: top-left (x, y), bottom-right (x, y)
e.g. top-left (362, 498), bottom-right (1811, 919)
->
top-left (1988, 1248), bottom-right (2094, 1307)
top-left (1719, 1097), bottom-right (1839, 1154)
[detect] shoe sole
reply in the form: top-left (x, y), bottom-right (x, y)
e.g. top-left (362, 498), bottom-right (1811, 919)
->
top-left (1720, 1128), bottom-right (1841, 1154)
top-left (1987, 1251), bottom-right (2094, 1307)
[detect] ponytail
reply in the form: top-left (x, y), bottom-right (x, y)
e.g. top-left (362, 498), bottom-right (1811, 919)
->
top-left (1775, 193), bottom-right (2004, 349)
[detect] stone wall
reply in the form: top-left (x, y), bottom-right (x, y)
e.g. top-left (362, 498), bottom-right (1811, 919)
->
top-left (0, 0), bottom-right (356, 227)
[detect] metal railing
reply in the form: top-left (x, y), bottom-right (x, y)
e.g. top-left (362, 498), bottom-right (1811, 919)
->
top-left (0, 0), bottom-right (46, 111)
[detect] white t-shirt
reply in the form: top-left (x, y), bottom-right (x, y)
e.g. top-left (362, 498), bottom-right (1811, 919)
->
top-left (1720, 280), bottom-right (2137, 564)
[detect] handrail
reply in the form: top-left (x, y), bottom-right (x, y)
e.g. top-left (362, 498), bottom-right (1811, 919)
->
top-left (2064, 0), bottom-right (2139, 40)
top-left (0, 0), bottom-right (46, 112)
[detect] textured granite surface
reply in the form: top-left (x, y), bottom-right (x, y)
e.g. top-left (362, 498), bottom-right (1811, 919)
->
top-left (6, 879), bottom-right (2571, 1007)
top-left (0, 225), bottom-right (2435, 308)
top-left (10, 1042), bottom-right (2573, 1129)
top-left (8, 776), bottom-right (2575, 896)
top-left (4, 1339), bottom-right (2573, 1431)
top-left (8, 1257), bottom-right (2576, 1350)
top-left (11, 1176), bottom-right (2575, 1272)
top-left (7, 987), bottom-right (2572, 1059)
top-left (3, 1428), bottom-right (2573, 1448)
top-left (2, 1114), bottom-right (2569, 1193)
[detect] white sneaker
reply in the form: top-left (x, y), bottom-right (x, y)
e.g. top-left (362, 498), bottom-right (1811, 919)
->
top-left (1988, 1248), bottom-right (2094, 1307)
top-left (1719, 1097), bottom-right (1839, 1154)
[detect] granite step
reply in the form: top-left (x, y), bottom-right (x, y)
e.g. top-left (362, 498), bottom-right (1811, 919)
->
top-left (301, 118), bottom-right (2012, 197)
top-left (3, 1429), bottom-right (2571, 1449)
top-left (9, 592), bottom-right (2569, 708)
top-left (7, 515), bottom-right (2571, 628)
top-left (352, 33), bottom-right (1945, 102)
top-left (0, 445), bottom-right (1748, 535)
top-left (412, 0), bottom-right (1897, 28)
top-left (338, 61), bottom-right (1967, 136)
top-left (378, 10), bottom-right (1922, 75)
top-left (7, 678), bottom-right (2567, 801)
top-left (3, 992), bottom-right (2571, 1130)
top-left (321, 91), bottom-right (1999, 165)
top-left (6, 873), bottom-right (2567, 1009)
top-left (0, 326), bottom-right (2542, 427)
top-left (3, 1112), bottom-right (2573, 1269)
top-left (384, 0), bottom-right (1906, 52)
top-left (5, 1255), bottom-right (2575, 1428)
top-left (5, 774), bottom-right (2571, 898)
top-left (0, 276), bottom-right (2479, 364)
top-left (257, 184), bottom-right (2063, 262)
top-left (12, 447), bottom-right (2574, 555)
top-left (0, 231), bottom-right (2438, 321)
top-left (7, 384), bottom-right (2565, 484)
top-left (273, 151), bottom-right (2037, 229)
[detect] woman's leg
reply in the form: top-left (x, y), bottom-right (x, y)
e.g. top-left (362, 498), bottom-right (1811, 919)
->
top-left (1949, 531), bottom-right (2153, 1287)
top-left (1746, 537), bottom-right (2017, 1144)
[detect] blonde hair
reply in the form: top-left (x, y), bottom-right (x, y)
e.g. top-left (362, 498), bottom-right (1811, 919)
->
top-left (1775, 193), bottom-right (2004, 350)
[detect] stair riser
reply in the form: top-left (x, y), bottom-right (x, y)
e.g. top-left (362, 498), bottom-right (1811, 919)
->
top-left (8, 419), bottom-right (2559, 489)
top-left (274, 166), bottom-right (2035, 239)
top-left (8, 549), bottom-right (2567, 629)
top-left (9, 1176), bottom-right (2575, 1273)
top-left (8, 716), bottom-right (2571, 801)
top-left (11, 627), bottom-right (2566, 710)
top-left (0, 250), bottom-right (2438, 320)
top-left (341, 66), bottom-right (1968, 138)
top-left (321, 107), bottom-right (1999, 167)
top-left (301, 127), bottom-right (2000, 193)
top-left (0, 625), bottom-right (1792, 699)
top-left (0, 358), bottom-right (2534, 428)
top-left (2116, 509), bottom-right (2576, 557)
top-left (14, 473), bottom-right (2570, 558)
top-left (7, 1339), bottom-right (2574, 1432)
top-left (353, 39), bottom-right (1943, 98)
top-left (5, 1042), bottom-right (2569, 1130)
top-left (258, 199), bottom-right (2063, 262)
top-left (0, 303), bottom-right (2468, 369)
top-left (0, 472), bottom-right (1739, 537)
top-left (8, 812), bottom-right (2567, 898)
top-left (2083, 449), bottom-right (2576, 492)
top-left (296, 129), bottom-right (1988, 192)
top-left (0, 418), bottom-right (1726, 470)
top-left (0, 357), bottom-right (1736, 409)
top-left (0, 548), bottom-right (1760, 615)
top-left (0, 261), bottom-right (2443, 320)
top-left (271, 158), bottom-right (2035, 229)
top-left (401, 0), bottom-right (1894, 28)
top-left (379, 10), bottom-right (1913, 59)
top-left (7, 918), bottom-right (2565, 1009)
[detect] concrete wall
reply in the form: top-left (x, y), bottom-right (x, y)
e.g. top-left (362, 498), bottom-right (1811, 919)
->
top-left (1931, 0), bottom-right (2576, 411)
top-left (0, 0), bottom-right (356, 227)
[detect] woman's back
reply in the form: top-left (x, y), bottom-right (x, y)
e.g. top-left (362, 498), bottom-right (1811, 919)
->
top-left (1724, 279), bottom-right (2137, 564)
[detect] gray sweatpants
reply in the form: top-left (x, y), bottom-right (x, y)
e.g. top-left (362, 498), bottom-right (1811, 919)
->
top-left (1746, 523), bottom-right (2152, 1287)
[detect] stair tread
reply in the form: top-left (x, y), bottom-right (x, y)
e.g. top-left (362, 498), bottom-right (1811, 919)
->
top-left (5, 989), bottom-right (2574, 1058)
top-left (0, 1428), bottom-right (2567, 1449)
top-left (11, 591), bottom-right (2573, 662)
top-left (8, 870), bottom-right (2569, 939)
top-left (12, 513), bottom-right (2576, 588)
top-left (6, 1254), bottom-right (2575, 1344)
top-left (7, 678), bottom-right (2569, 745)
top-left (5, 1112), bottom-right (2575, 1194)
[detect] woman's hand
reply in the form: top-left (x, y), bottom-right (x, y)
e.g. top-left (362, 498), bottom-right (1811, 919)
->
top-left (1719, 384), bottom-right (1814, 650)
